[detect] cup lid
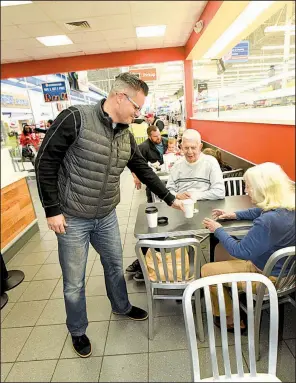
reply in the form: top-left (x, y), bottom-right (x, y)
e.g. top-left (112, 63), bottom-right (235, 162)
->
top-left (145, 206), bottom-right (158, 214)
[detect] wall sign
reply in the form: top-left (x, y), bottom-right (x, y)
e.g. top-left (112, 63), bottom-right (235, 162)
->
top-left (41, 81), bottom-right (68, 102)
top-left (224, 40), bottom-right (249, 63)
top-left (130, 68), bottom-right (157, 81)
top-left (1, 93), bottom-right (30, 108)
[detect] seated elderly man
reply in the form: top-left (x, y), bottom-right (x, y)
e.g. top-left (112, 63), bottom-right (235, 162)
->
top-left (126, 129), bottom-right (225, 282)
top-left (166, 129), bottom-right (225, 200)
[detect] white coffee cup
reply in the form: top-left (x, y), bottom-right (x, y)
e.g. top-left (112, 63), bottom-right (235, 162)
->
top-left (145, 206), bottom-right (158, 228)
top-left (183, 199), bottom-right (195, 218)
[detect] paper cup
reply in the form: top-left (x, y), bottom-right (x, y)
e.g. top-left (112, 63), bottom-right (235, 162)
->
top-left (145, 206), bottom-right (158, 228)
top-left (183, 199), bottom-right (194, 218)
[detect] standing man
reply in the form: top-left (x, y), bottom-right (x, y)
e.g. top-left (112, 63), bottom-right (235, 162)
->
top-left (132, 125), bottom-right (168, 202)
top-left (145, 112), bottom-right (164, 132)
top-left (35, 73), bottom-right (183, 358)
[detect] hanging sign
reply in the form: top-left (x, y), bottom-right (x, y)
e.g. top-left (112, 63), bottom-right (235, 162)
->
top-left (130, 68), bottom-right (157, 81)
top-left (41, 81), bottom-right (68, 102)
top-left (224, 40), bottom-right (249, 63)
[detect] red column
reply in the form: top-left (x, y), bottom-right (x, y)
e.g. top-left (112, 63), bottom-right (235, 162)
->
top-left (184, 60), bottom-right (194, 128)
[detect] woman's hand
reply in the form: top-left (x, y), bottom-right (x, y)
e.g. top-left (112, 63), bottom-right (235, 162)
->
top-left (176, 192), bottom-right (191, 200)
top-left (212, 209), bottom-right (236, 220)
top-left (203, 218), bottom-right (222, 233)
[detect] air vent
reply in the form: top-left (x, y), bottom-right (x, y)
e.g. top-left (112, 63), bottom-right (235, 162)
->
top-left (64, 21), bottom-right (91, 31)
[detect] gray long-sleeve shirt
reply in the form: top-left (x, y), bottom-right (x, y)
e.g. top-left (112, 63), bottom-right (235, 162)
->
top-left (166, 153), bottom-right (225, 200)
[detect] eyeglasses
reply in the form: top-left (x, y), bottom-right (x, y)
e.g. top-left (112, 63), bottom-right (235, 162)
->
top-left (122, 93), bottom-right (141, 112)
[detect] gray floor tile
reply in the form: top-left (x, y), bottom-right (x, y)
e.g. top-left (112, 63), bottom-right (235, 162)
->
top-left (87, 296), bottom-right (112, 321)
top-left (11, 265), bottom-right (43, 282)
top-left (52, 357), bottom-right (102, 382)
top-left (88, 249), bottom-right (98, 261)
top-left (19, 279), bottom-right (59, 301)
top-left (5, 360), bottom-right (58, 382)
top-left (1, 363), bottom-right (14, 382)
top-left (86, 276), bottom-right (107, 296)
top-left (116, 204), bottom-right (131, 211)
top-left (149, 350), bottom-right (191, 382)
top-left (17, 324), bottom-right (68, 361)
top-left (6, 281), bottom-right (30, 303)
top-left (117, 217), bottom-right (129, 226)
top-left (42, 231), bottom-right (58, 241)
top-left (123, 243), bottom-right (137, 258)
top-left (154, 299), bottom-right (184, 317)
top-left (60, 321), bottom-right (109, 358)
top-left (36, 298), bottom-right (66, 325)
top-left (50, 278), bottom-right (64, 299)
top-left (117, 210), bottom-right (129, 218)
top-left (243, 341), bottom-right (295, 382)
top-left (125, 234), bottom-right (138, 245)
top-left (281, 304), bottom-right (296, 340)
top-left (7, 252), bottom-right (31, 267)
top-left (17, 251), bottom-right (51, 266)
top-left (44, 250), bottom-right (59, 264)
top-left (99, 353), bottom-right (148, 382)
top-left (149, 316), bottom-right (187, 352)
top-left (2, 300), bottom-right (47, 328)
top-left (85, 260), bottom-right (95, 276)
top-left (19, 240), bottom-right (57, 254)
top-left (123, 257), bottom-right (137, 273)
top-left (28, 232), bottom-right (46, 242)
top-left (33, 263), bottom-right (62, 280)
top-left (1, 327), bottom-right (33, 362)
top-left (105, 320), bottom-right (148, 355)
top-left (111, 293), bottom-right (148, 321)
top-left (284, 339), bottom-right (295, 357)
top-left (126, 275), bottom-right (147, 294)
top-left (1, 302), bottom-right (15, 323)
top-left (90, 260), bottom-right (104, 276)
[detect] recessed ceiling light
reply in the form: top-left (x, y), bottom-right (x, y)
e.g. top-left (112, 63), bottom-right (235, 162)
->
top-left (136, 25), bottom-right (166, 38)
top-left (1, 1), bottom-right (32, 6)
top-left (36, 35), bottom-right (73, 47)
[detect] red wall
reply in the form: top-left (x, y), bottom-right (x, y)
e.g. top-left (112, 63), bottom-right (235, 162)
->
top-left (188, 119), bottom-right (295, 180)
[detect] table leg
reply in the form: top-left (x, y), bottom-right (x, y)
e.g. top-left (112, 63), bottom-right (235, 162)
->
top-left (209, 233), bottom-right (219, 262)
top-left (1, 255), bottom-right (25, 292)
top-left (1, 293), bottom-right (8, 309)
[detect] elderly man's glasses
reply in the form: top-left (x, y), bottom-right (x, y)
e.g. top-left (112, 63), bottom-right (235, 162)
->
top-left (122, 93), bottom-right (142, 112)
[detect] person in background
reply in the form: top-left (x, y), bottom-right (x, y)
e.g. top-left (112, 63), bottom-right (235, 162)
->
top-left (165, 138), bottom-right (177, 154)
top-left (145, 113), bottom-right (165, 132)
top-left (47, 119), bottom-right (53, 128)
top-left (35, 73), bottom-right (183, 358)
top-left (132, 125), bottom-right (168, 198)
top-left (176, 112), bottom-right (182, 127)
top-left (201, 162), bottom-right (295, 332)
top-left (166, 129), bottom-right (225, 201)
top-left (35, 120), bottom-right (53, 134)
top-left (20, 124), bottom-right (40, 150)
top-left (203, 148), bottom-right (232, 172)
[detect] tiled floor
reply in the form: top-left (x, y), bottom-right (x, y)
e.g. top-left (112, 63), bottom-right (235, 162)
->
top-left (1, 170), bottom-right (295, 382)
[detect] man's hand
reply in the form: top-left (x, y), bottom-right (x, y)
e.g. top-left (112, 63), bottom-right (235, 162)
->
top-left (202, 218), bottom-right (222, 233)
top-left (212, 209), bottom-right (236, 220)
top-left (134, 176), bottom-right (142, 190)
top-left (171, 199), bottom-right (185, 212)
top-left (47, 214), bottom-right (68, 234)
top-left (176, 192), bottom-right (191, 200)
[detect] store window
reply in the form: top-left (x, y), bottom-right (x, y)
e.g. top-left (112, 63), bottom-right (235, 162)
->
top-left (193, 3), bottom-right (295, 124)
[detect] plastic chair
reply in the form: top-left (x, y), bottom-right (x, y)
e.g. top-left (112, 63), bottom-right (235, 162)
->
top-left (223, 177), bottom-right (245, 197)
top-left (183, 273), bottom-right (281, 382)
top-left (240, 247), bottom-right (295, 361)
top-left (223, 168), bottom-right (244, 178)
top-left (135, 238), bottom-right (204, 341)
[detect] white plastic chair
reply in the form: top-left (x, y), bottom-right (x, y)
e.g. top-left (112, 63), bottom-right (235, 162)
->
top-left (135, 238), bottom-right (204, 341)
top-left (223, 168), bottom-right (244, 179)
top-left (183, 273), bottom-right (281, 382)
top-left (223, 177), bottom-right (245, 197)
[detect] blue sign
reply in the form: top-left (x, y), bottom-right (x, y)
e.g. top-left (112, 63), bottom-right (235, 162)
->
top-left (224, 41), bottom-right (249, 63)
top-left (41, 81), bottom-right (68, 103)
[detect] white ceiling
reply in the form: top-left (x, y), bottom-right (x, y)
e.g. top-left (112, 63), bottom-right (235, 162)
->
top-left (1, 0), bottom-right (207, 64)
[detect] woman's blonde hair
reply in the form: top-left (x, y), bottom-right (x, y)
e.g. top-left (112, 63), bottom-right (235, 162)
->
top-left (244, 162), bottom-right (295, 211)
top-left (203, 148), bottom-right (222, 165)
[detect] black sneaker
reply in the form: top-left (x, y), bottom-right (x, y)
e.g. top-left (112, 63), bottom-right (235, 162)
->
top-left (113, 306), bottom-right (148, 321)
top-left (133, 270), bottom-right (144, 282)
top-left (72, 334), bottom-right (92, 358)
top-left (126, 259), bottom-right (142, 275)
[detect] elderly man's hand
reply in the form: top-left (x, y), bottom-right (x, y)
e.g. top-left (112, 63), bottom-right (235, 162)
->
top-left (176, 192), bottom-right (191, 200)
top-left (134, 177), bottom-right (142, 190)
top-left (202, 218), bottom-right (222, 233)
top-left (172, 199), bottom-right (185, 212)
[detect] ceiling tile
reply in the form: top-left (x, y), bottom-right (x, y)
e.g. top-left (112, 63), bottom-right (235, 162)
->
top-left (67, 31), bottom-right (105, 44)
top-left (49, 44), bottom-right (85, 54)
top-left (58, 52), bottom-right (86, 57)
top-left (75, 41), bottom-right (111, 54)
top-left (108, 38), bottom-right (137, 51)
top-left (91, 1), bottom-right (130, 16)
top-left (1, 38), bottom-right (44, 50)
top-left (36, 1), bottom-right (97, 21)
top-left (129, 1), bottom-right (168, 15)
top-left (136, 37), bottom-right (164, 50)
top-left (1, 48), bottom-right (33, 60)
top-left (18, 22), bottom-right (65, 38)
top-left (102, 28), bottom-right (136, 41)
top-left (3, 3), bottom-right (51, 25)
top-left (1, 26), bottom-right (30, 40)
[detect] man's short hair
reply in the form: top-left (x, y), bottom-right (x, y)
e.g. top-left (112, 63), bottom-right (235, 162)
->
top-left (147, 125), bottom-right (159, 137)
top-left (182, 129), bottom-right (201, 143)
top-left (111, 72), bottom-right (149, 96)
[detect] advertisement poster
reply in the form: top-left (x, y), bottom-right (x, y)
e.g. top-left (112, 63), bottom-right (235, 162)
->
top-left (42, 81), bottom-right (68, 102)
top-left (197, 83), bottom-right (208, 100)
top-left (224, 40), bottom-right (249, 63)
top-left (130, 68), bottom-right (157, 81)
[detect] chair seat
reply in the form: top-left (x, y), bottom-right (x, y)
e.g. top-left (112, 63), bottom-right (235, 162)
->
top-left (201, 373), bottom-right (281, 382)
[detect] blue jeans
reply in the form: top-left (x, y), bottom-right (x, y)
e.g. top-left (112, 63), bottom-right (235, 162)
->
top-left (56, 209), bottom-right (132, 336)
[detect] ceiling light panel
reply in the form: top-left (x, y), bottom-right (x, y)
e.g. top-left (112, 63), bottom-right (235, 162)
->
top-left (36, 35), bottom-right (73, 46)
top-left (136, 25), bottom-right (166, 38)
top-left (1, 1), bottom-right (32, 6)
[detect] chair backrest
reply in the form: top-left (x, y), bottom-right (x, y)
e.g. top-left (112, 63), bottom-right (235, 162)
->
top-left (135, 238), bottom-right (201, 286)
top-left (259, 246), bottom-right (295, 298)
top-left (223, 168), bottom-right (244, 178)
top-left (224, 177), bottom-right (245, 197)
top-left (183, 273), bottom-right (279, 381)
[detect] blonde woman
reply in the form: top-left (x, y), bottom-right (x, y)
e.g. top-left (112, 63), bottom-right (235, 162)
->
top-left (201, 162), bottom-right (295, 331)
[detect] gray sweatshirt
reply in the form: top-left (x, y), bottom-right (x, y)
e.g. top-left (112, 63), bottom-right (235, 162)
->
top-left (166, 153), bottom-right (225, 200)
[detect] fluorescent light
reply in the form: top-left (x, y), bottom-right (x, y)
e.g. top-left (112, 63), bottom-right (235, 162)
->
top-left (136, 25), bottom-right (166, 38)
top-left (1, 1), bottom-right (32, 5)
top-left (8, 78), bottom-right (19, 82)
top-left (36, 35), bottom-right (73, 47)
top-left (203, 1), bottom-right (275, 59)
top-left (262, 45), bottom-right (295, 50)
top-left (265, 25), bottom-right (295, 32)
